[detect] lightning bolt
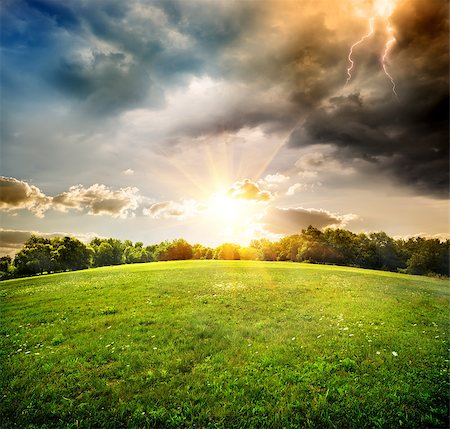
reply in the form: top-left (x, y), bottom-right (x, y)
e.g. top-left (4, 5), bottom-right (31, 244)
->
top-left (346, 17), bottom-right (374, 85)
top-left (345, 18), bottom-right (399, 99)
top-left (381, 23), bottom-right (399, 100)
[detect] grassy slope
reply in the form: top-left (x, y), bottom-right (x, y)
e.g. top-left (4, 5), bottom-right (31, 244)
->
top-left (1, 260), bottom-right (449, 428)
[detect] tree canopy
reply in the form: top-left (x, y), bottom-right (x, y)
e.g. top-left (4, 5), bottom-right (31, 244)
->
top-left (1, 228), bottom-right (448, 280)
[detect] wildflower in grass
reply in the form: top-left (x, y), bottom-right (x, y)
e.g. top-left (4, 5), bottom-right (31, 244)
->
top-left (392, 351), bottom-right (398, 356)
top-left (376, 351), bottom-right (380, 355)
top-left (291, 337), bottom-right (296, 341)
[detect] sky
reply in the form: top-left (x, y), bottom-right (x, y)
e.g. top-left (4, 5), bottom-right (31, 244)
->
top-left (1, 0), bottom-right (449, 255)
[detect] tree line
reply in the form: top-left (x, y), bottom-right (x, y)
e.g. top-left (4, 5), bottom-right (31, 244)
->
top-left (1, 226), bottom-right (448, 280)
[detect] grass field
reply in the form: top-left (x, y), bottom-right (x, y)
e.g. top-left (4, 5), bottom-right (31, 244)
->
top-left (1, 260), bottom-right (449, 428)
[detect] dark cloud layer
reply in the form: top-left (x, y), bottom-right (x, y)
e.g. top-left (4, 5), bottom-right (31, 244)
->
top-left (2, 0), bottom-right (448, 199)
top-left (262, 207), bottom-right (355, 235)
top-left (3, 0), bottom-right (261, 115)
top-left (289, 0), bottom-right (449, 197)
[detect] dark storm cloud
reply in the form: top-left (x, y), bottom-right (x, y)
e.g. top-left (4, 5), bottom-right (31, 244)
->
top-left (292, 90), bottom-right (448, 196)
top-left (262, 207), bottom-right (355, 235)
top-left (289, 0), bottom-right (449, 197)
top-left (2, 0), bottom-right (448, 198)
top-left (2, 0), bottom-right (262, 116)
top-left (54, 53), bottom-right (165, 115)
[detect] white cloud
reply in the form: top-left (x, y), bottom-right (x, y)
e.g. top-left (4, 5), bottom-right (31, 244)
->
top-left (0, 177), bottom-right (142, 219)
top-left (286, 181), bottom-right (322, 195)
top-left (262, 173), bottom-right (289, 184)
top-left (227, 179), bottom-right (272, 202)
top-left (53, 184), bottom-right (141, 218)
top-left (0, 176), bottom-right (51, 218)
top-left (143, 200), bottom-right (205, 219)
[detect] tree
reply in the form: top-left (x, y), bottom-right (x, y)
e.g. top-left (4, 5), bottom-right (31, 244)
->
top-left (91, 242), bottom-right (115, 266)
top-left (14, 235), bottom-right (53, 275)
top-left (0, 256), bottom-right (15, 279)
top-left (322, 228), bottom-right (358, 265)
top-left (155, 239), bottom-right (193, 261)
top-left (278, 235), bottom-right (303, 261)
top-left (214, 243), bottom-right (241, 260)
top-left (239, 246), bottom-right (258, 260)
top-left (368, 232), bottom-right (403, 271)
top-left (404, 238), bottom-right (449, 276)
top-left (90, 238), bottom-right (124, 266)
top-left (192, 244), bottom-right (207, 259)
top-left (124, 241), bottom-right (153, 263)
top-left (297, 226), bottom-right (336, 263)
top-left (0, 256), bottom-right (12, 273)
top-left (51, 237), bottom-right (91, 271)
top-left (250, 239), bottom-right (279, 261)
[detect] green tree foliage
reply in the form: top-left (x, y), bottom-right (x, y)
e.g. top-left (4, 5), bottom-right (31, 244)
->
top-left (90, 238), bottom-right (125, 266)
top-left (0, 256), bottom-right (12, 273)
top-left (4, 227), bottom-right (449, 280)
top-left (0, 256), bottom-right (15, 280)
top-left (214, 243), bottom-right (241, 260)
top-left (278, 235), bottom-right (303, 261)
top-left (368, 232), bottom-right (403, 271)
top-left (401, 238), bottom-right (449, 276)
top-left (297, 226), bottom-right (339, 263)
top-left (238, 246), bottom-right (258, 260)
top-left (250, 239), bottom-right (279, 261)
top-left (14, 235), bottom-right (53, 275)
top-left (155, 239), bottom-right (193, 261)
top-left (51, 237), bottom-right (91, 271)
top-left (192, 244), bottom-right (214, 260)
top-left (13, 236), bottom-right (91, 275)
top-left (322, 228), bottom-right (358, 264)
top-left (123, 241), bottom-right (153, 264)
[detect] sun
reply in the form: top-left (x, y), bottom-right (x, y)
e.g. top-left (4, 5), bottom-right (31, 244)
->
top-left (205, 190), bottom-right (264, 245)
top-left (209, 192), bottom-right (248, 223)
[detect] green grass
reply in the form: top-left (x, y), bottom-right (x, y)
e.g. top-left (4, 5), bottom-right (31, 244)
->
top-left (1, 260), bottom-right (449, 428)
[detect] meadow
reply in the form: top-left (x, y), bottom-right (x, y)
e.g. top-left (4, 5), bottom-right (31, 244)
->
top-left (1, 260), bottom-right (449, 428)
